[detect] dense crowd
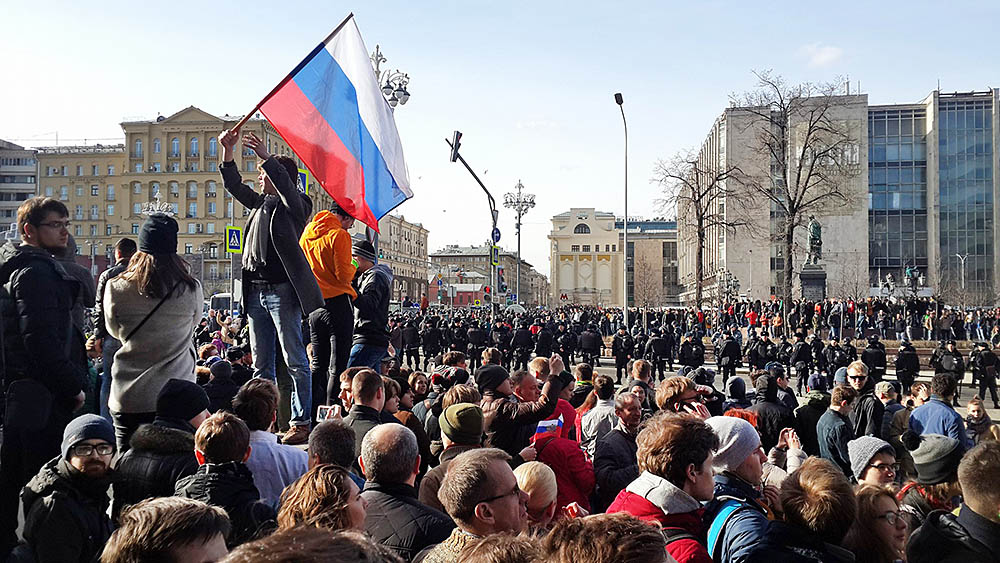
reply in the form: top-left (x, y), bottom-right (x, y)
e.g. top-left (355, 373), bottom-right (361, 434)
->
top-left (0, 129), bottom-right (997, 563)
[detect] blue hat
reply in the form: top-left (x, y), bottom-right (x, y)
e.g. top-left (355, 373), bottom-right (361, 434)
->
top-left (807, 373), bottom-right (827, 392)
top-left (834, 367), bottom-right (848, 385)
top-left (61, 414), bottom-right (115, 460)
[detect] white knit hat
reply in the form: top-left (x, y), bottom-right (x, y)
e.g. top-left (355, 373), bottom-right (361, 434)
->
top-left (706, 416), bottom-right (762, 474)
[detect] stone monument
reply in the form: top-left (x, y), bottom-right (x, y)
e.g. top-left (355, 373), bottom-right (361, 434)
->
top-left (800, 215), bottom-right (827, 301)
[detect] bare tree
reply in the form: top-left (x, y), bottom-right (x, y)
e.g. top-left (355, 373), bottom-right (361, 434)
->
top-left (654, 149), bottom-right (746, 309)
top-left (633, 254), bottom-right (662, 311)
top-left (731, 70), bottom-right (863, 322)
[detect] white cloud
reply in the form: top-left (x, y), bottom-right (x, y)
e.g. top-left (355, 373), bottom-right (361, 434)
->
top-left (799, 43), bottom-right (843, 68)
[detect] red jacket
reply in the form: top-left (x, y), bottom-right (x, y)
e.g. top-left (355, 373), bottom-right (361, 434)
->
top-left (545, 399), bottom-right (577, 440)
top-left (607, 474), bottom-right (711, 563)
top-left (533, 434), bottom-right (594, 512)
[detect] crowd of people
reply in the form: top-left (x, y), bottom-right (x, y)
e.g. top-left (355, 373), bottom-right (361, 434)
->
top-left (0, 127), bottom-right (998, 562)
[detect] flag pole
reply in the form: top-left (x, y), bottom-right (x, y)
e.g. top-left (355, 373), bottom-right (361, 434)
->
top-left (232, 12), bottom-right (356, 131)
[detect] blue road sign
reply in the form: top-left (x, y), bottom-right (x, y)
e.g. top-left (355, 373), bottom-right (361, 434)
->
top-left (437, 279), bottom-right (442, 286)
top-left (491, 227), bottom-right (501, 243)
top-left (225, 226), bottom-right (242, 254)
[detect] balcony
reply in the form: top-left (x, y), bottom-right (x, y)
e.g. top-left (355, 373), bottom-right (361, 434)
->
top-left (106, 194), bottom-right (116, 201)
top-left (168, 152), bottom-right (181, 159)
top-left (187, 191), bottom-right (198, 199)
top-left (130, 152), bottom-right (143, 159)
top-left (189, 152), bottom-right (199, 158)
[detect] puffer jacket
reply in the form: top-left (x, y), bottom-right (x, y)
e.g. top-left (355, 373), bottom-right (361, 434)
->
top-left (0, 241), bottom-right (86, 405)
top-left (794, 391), bottom-right (831, 456)
top-left (747, 521), bottom-right (855, 563)
top-left (747, 376), bottom-right (794, 451)
top-left (112, 418), bottom-right (199, 519)
top-left (702, 473), bottom-right (770, 563)
top-left (174, 461), bottom-right (275, 548)
top-left (607, 471), bottom-right (711, 563)
top-left (481, 378), bottom-right (563, 458)
top-left (353, 263), bottom-right (393, 347)
top-left (361, 481), bottom-right (455, 562)
top-left (17, 457), bottom-right (112, 563)
top-left (906, 506), bottom-right (1000, 563)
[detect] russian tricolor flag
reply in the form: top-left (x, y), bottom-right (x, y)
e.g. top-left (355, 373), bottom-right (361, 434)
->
top-left (256, 14), bottom-right (411, 231)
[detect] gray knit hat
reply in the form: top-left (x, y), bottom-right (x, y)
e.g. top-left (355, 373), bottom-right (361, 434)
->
top-left (902, 431), bottom-right (963, 485)
top-left (848, 436), bottom-right (894, 480)
top-left (706, 416), bottom-right (761, 473)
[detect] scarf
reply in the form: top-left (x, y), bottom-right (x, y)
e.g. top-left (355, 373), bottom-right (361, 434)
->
top-left (965, 412), bottom-right (993, 444)
top-left (243, 195), bottom-right (278, 272)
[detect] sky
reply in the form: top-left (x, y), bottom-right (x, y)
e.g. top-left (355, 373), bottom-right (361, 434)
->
top-left (3, 0), bottom-right (999, 279)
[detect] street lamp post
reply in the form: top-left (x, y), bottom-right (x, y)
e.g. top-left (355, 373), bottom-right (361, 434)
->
top-left (370, 45), bottom-right (411, 109)
top-left (614, 93), bottom-right (628, 327)
top-left (955, 253), bottom-right (968, 290)
top-left (503, 180), bottom-right (535, 304)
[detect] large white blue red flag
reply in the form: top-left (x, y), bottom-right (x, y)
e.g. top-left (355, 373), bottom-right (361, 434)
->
top-left (257, 14), bottom-right (411, 231)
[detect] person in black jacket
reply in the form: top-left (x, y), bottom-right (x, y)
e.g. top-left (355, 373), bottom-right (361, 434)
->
top-left (0, 197), bottom-right (88, 558)
top-left (556, 324), bottom-right (576, 366)
top-left (593, 393), bottom-right (641, 512)
top-left (402, 321), bottom-right (421, 370)
top-left (88, 237), bottom-right (137, 422)
top-left (347, 240), bottom-right (392, 371)
top-left (219, 129), bottom-right (324, 447)
top-left (569, 363), bottom-right (594, 409)
top-left (174, 412), bottom-right (275, 548)
top-left (678, 333), bottom-right (705, 369)
top-left (861, 335), bottom-right (887, 383)
top-left (716, 330), bottom-right (741, 385)
top-left (510, 321), bottom-right (534, 371)
top-left (932, 339), bottom-right (965, 406)
top-left (894, 340), bottom-right (920, 396)
top-left (421, 320), bottom-right (444, 372)
top-left (12, 415), bottom-right (115, 563)
top-left (112, 379), bottom-right (210, 521)
top-left (533, 322), bottom-right (554, 359)
top-left (848, 361), bottom-right (885, 439)
top-left (747, 374), bottom-right (795, 451)
top-left (343, 370), bottom-right (386, 475)
top-left (203, 360), bottom-right (242, 414)
top-left (466, 321), bottom-right (487, 371)
top-left (611, 328), bottom-right (633, 383)
top-left (972, 342), bottom-right (999, 409)
top-left (578, 325), bottom-right (602, 367)
top-left (644, 328), bottom-right (670, 382)
top-left (359, 424), bottom-right (454, 561)
top-left (790, 332), bottom-right (813, 395)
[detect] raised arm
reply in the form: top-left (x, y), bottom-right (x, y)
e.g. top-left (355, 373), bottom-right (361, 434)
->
top-left (218, 129), bottom-right (264, 210)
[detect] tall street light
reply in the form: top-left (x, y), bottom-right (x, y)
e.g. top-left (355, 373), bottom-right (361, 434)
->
top-left (503, 180), bottom-right (535, 304)
top-left (370, 45), bottom-right (411, 109)
top-left (615, 93), bottom-right (628, 327)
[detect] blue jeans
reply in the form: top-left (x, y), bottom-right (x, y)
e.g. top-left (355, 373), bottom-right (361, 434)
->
top-left (246, 281), bottom-right (312, 428)
top-left (349, 343), bottom-right (388, 372)
top-left (100, 337), bottom-right (122, 423)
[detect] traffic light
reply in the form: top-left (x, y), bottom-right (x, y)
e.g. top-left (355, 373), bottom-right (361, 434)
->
top-left (449, 131), bottom-right (462, 162)
top-left (483, 285), bottom-right (491, 295)
top-left (378, 248), bottom-right (384, 259)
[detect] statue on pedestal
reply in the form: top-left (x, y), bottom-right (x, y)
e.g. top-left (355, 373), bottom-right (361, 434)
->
top-left (804, 215), bottom-right (822, 266)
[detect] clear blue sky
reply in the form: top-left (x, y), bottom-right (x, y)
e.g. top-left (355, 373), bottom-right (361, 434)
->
top-left (3, 0), bottom-right (998, 276)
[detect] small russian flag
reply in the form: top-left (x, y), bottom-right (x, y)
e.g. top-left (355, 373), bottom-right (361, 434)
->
top-left (534, 414), bottom-right (564, 438)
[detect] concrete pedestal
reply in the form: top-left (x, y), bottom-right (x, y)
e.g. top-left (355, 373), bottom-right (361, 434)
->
top-left (800, 265), bottom-right (827, 302)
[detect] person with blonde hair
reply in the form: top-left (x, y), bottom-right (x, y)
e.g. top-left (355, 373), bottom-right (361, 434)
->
top-left (276, 464), bottom-right (366, 532)
top-left (843, 485), bottom-right (908, 563)
top-left (513, 461), bottom-right (558, 531)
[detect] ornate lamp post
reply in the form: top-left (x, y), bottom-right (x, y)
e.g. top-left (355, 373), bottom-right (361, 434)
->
top-left (370, 45), bottom-right (411, 109)
top-left (503, 180), bottom-right (535, 304)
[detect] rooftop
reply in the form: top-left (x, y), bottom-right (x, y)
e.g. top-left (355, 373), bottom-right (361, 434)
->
top-left (35, 144), bottom-right (126, 155)
top-left (614, 219), bottom-right (677, 233)
top-left (430, 244), bottom-right (534, 268)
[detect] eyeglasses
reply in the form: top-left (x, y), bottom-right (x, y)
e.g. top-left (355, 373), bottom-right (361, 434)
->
top-left (38, 220), bottom-right (71, 231)
top-left (478, 483), bottom-right (521, 505)
top-left (876, 511), bottom-right (904, 526)
top-left (71, 443), bottom-right (115, 457)
top-left (867, 462), bottom-right (900, 473)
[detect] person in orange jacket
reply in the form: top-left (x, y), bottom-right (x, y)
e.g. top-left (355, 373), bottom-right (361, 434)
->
top-left (300, 202), bottom-right (357, 417)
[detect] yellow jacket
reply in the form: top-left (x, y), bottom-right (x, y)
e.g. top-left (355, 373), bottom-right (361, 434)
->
top-left (299, 211), bottom-right (357, 300)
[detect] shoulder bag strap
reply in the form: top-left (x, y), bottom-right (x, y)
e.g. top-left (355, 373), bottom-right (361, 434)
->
top-left (124, 280), bottom-right (182, 342)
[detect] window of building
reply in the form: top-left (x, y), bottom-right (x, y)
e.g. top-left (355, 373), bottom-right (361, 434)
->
top-left (170, 182), bottom-right (179, 195)
top-left (187, 224), bottom-right (196, 234)
top-left (151, 183), bottom-right (159, 197)
top-left (571, 244), bottom-right (580, 252)
top-left (74, 165), bottom-right (82, 176)
top-left (44, 186), bottom-right (53, 197)
top-left (208, 202), bottom-right (216, 215)
top-left (207, 181), bottom-right (216, 195)
top-left (133, 203), bottom-right (141, 215)
top-left (170, 138), bottom-right (180, 156)
top-left (60, 186), bottom-right (68, 200)
top-left (75, 185), bottom-right (83, 197)
top-left (170, 162), bottom-right (179, 172)
top-left (574, 223), bottom-right (590, 234)
top-left (153, 138), bottom-right (161, 153)
top-left (90, 224), bottom-right (97, 236)
top-left (108, 165), bottom-right (115, 176)
top-left (207, 223), bottom-right (215, 234)
top-left (134, 139), bottom-right (142, 156)
top-left (185, 243), bottom-right (193, 253)
top-left (133, 182), bottom-right (141, 194)
top-left (74, 224), bottom-right (81, 236)
top-left (208, 162), bottom-right (217, 172)
top-left (61, 166), bottom-right (68, 176)
top-left (106, 225), bottom-right (113, 236)
top-left (152, 162), bottom-right (161, 172)
top-left (91, 185), bottom-right (99, 196)
top-left (208, 138), bottom-right (217, 157)
top-left (107, 185), bottom-right (115, 200)
top-left (188, 203), bottom-right (197, 217)
top-left (190, 138), bottom-right (199, 156)
top-left (582, 245), bottom-right (591, 252)
top-left (74, 205), bottom-right (83, 220)
top-left (107, 204), bottom-right (114, 216)
top-left (226, 201), bottom-right (233, 218)
top-left (245, 161), bottom-right (255, 172)
top-left (132, 224), bottom-right (139, 234)
top-left (171, 203), bottom-right (179, 215)
top-left (92, 165), bottom-right (99, 176)
top-left (135, 163), bottom-right (142, 173)
top-left (90, 205), bottom-right (99, 219)
top-left (187, 182), bottom-right (197, 199)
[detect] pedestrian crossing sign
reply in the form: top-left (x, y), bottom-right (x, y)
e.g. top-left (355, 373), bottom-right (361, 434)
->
top-left (298, 168), bottom-right (311, 195)
top-left (474, 299), bottom-right (481, 307)
top-left (225, 226), bottom-right (242, 254)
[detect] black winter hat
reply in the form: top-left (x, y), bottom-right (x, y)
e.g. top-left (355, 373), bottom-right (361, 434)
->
top-left (352, 240), bottom-right (377, 262)
top-left (210, 360), bottom-right (233, 381)
top-left (476, 365), bottom-right (510, 394)
top-left (61, 414), bottom-right (115, 460)
top-left (156, 378), bottom-right (211, 421)
top-left (139, 213), bottom-right (178, 254)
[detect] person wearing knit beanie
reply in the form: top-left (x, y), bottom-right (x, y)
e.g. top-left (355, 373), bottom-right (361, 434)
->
top-left (476, 364), bottom-right (511, 395)
top-left (61, 414), bottom-right (116, 461)
top-left (807, 372), bottom-right (827, 392)
top-left (848, 435), bottom-right (897, 485)
top-left (706, 416), bottom-right (764, 475)
top-left (439, 403), bottom-right (484, 446)
top-left (156, 378), bottom-right (211, 429)
top-left (902, 430), bottom-right (962, 485)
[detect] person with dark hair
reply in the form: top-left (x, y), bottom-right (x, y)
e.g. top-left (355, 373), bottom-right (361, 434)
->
top-left (175, 412), bottom-right (276, 548)
top-left (226, 346), bottom-right (253, 387)
top-left (104, 213), bottom-right (202, 451)
top-left (906, 441), bottom-right (1000, 562)
top-left (817, 385), bottom-right (859, 477)
top-left (89, 237), bottom-right (137, 422)
top-left (301, 201), bottom-right (358, 416)
top-left (460, 532), bottom-right (541, 563)
top-left (0, 196), bottom-right (90, 557)
top-left (747, 458), bottom-right (858, 562)
top-left (101, 497), bottom-right (230, 563)
top-left (896, 431), bottom-right (964, 531)
top-left (569, 363), bottom-right (594, 408)
top-left (348, 239), bottom-right (393, 371)
top-left (112, 379), bottom-right (210, 520)
top-left (909, 373), bottom-right (973, 449)
top-left (233, 379), bottom-right (308, 507)
top-left (203, 359), bottom-right (242, 413)
top-left (223, 527), bottom-right (403, 563)
top-left (893, 339), bottom-right (920, 396)
top-left (843, 485), bottom-right (908, 563)
top-left (581, 374), bottom-right (618, 458)
top-left (607, 412), bottom-right (719, 563)
top-left (593, 393), bottom-right (642, 512)
top-left (344, 369), bottom-right (386, 473)
top-left (930, 339), bottom-right (965, 406)
top-left (479, 363), bottom-right (568, 462)
top-left (11, 415), bottom-right (115, 563)
top-left (746, 373), bottom-right (795, 451)
top-left (793, 374), bottom-right (831, 457)
top-left (359, 424), bottom-right (454, 561)
top-left (218, 128), bottom-right (324, 447)
top-left (308, 420), bottom-right (364, 488)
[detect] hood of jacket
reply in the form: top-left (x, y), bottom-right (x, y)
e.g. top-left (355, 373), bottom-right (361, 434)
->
top-left (726, 376), bottom-right (747, 400)
top-left (128, 421), bottom-right (195, 454)
top-left (364, 263), bottom-right (394, 286)
top-left (755, 373), bottom-right (779, 403)
top-left (300, 210), bottom-right (342, 242)
top-left (624, 470), bottom-right (702, 514)
top-left (805, 390), bottom-right (831, 408)
top-left (22, 457), bottom-right (111, 515)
